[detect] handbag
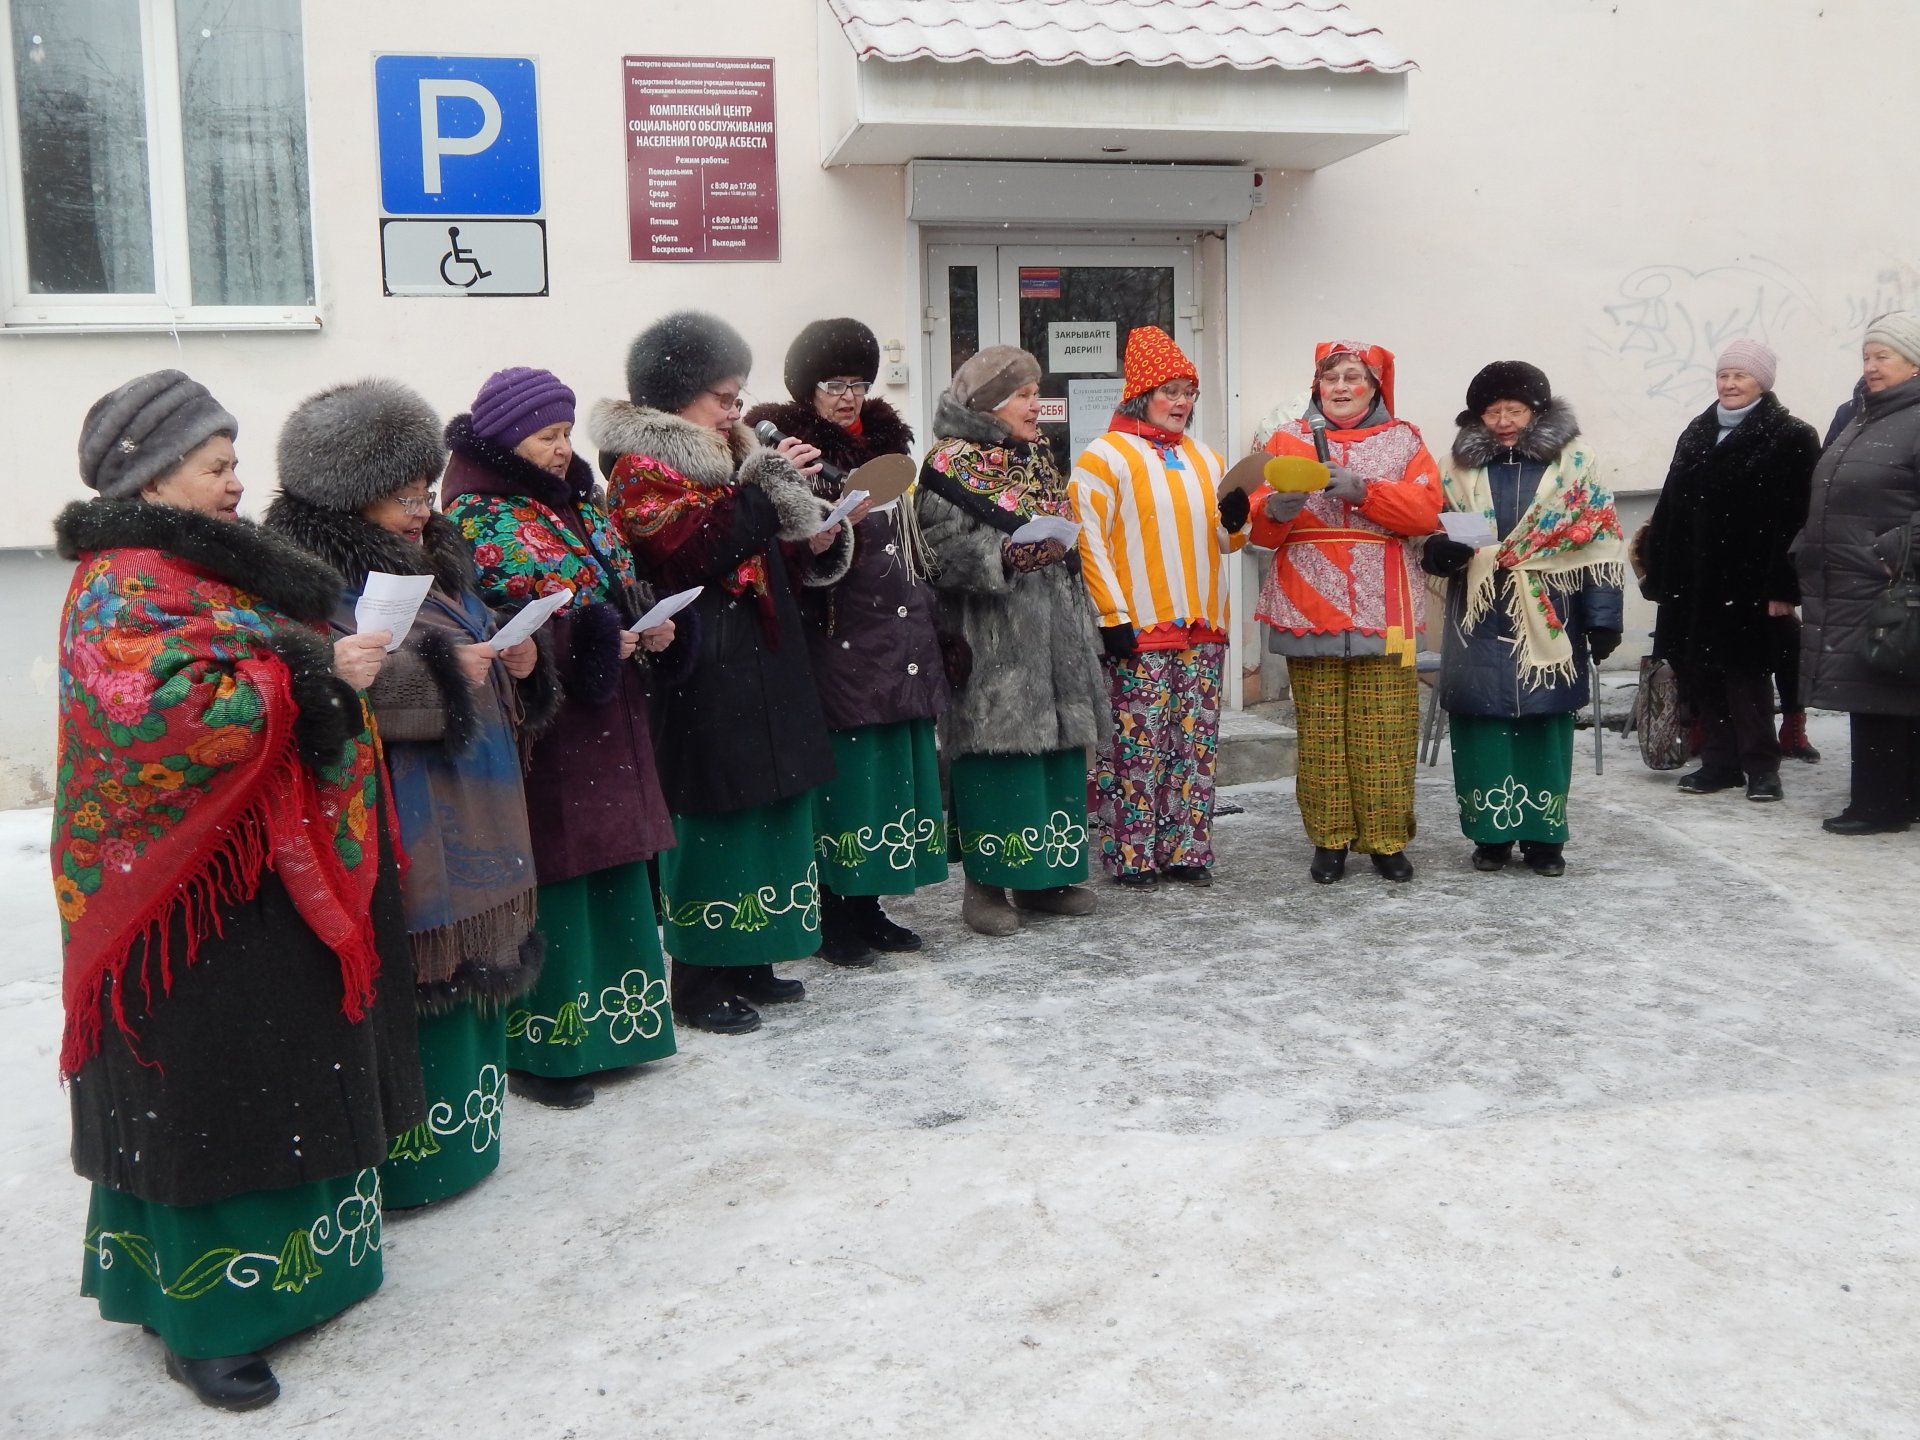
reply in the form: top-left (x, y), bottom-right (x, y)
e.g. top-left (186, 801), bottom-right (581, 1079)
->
top-left (1862, 527), bottom-right (1920, 679)
top-left (1632, 654), bottom-right (1691, 771)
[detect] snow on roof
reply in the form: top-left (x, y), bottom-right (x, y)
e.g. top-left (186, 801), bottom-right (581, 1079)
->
top-left (826, 0), bottom-right (1416, 75)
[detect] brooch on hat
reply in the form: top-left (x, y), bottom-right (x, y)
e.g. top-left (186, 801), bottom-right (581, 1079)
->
top-left (118, 438), bottom-right (139, 453)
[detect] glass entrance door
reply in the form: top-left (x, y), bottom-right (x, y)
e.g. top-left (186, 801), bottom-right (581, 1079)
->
top-left (927, 243), bottom-right (1196, 470)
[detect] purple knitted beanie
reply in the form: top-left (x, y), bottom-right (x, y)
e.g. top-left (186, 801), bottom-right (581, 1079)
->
top-left (471, 367), bottom-right (576, 449)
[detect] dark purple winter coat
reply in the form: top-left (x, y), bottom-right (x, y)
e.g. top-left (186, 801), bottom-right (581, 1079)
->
top-left (742, 397), bottom-right (946, 731)
top-left (441, 418), bottom-right (684, 884)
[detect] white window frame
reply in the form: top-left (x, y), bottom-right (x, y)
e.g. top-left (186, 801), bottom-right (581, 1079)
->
top-left (0, 0), bottom-right (322, 332)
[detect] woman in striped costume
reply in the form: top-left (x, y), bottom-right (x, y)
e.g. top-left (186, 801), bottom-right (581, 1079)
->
top-left (1070, 327), bottom-right (1250, 887)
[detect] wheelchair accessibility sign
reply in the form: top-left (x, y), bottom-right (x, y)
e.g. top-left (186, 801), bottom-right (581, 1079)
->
top-left (381, 218), bottom-right (548, 297)
top-left (374, 55), bottom-right (548, 297)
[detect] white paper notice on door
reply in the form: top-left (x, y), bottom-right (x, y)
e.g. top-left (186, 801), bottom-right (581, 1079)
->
top-left (1048, 321), bottom-right (1117, 373)
top-left (1068, 376), bottom-right (1126, 458)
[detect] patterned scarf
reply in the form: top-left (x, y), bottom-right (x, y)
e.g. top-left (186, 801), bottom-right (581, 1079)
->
top-left (605, 452), bottom-right (770, 605)
top-left (444, 489), bottom-right (638, 614)
top-left (923, 435), bottom-right (1072, 521)
top-left (1442, 441), bottom-right (1628, 687)
top-left (55, 544), bottom-right (388, 1078)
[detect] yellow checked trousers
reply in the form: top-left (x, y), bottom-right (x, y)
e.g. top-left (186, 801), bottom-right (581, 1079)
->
top-left (1288, 654), bottom-right (1419, 854)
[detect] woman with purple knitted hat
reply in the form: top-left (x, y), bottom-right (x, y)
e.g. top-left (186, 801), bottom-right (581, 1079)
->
top-left (1641, 340), bottom-right (1822, 804)
top-left (442, 367), bottom-right (690, 1109)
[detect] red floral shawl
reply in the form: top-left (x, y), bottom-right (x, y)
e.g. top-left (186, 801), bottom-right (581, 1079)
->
top-left (55, 544), bottom-right (388, 1077)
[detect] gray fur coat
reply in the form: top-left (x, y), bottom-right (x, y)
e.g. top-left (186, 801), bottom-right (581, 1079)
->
top-left (915, 400), bottom-right (1109, 759)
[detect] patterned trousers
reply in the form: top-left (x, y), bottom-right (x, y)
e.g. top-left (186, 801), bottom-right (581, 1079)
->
top-left (1092, 644), bottom-right (1224, 876)
top-left (1289, 654), bottom-right (1419, 854)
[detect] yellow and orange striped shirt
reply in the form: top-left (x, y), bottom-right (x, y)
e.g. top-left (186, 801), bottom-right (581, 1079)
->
top-left (1069, 431), bottom-right (1245, 641)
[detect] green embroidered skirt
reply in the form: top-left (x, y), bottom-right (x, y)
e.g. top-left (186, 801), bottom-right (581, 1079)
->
top-left (814, 719), bottom-right (948, 896)
top-left (660, 792), bottom-right (820, 966)
top-left (82, 1169), bottom-right (384, 1360)
top-left (1451, 712), bottom-right (1575, 844)
top-left (506, 861), bottom-right (675, 1078)
top-left (380, 1002), bottom-right (507, 1209)
top-left (950, 748), bottom-right (1092, 890)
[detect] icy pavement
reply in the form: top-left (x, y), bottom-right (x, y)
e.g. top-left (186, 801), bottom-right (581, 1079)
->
top-left (2, 713), bottom-right (1916, 1439)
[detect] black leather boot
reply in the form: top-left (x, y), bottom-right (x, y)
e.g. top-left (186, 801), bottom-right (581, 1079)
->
top-left (507, 1070), bottom-right (594, 1109)
top-left (846, 894), bottom-right (922, 952)
top-left (1520, 842), bottom-right (1566, 877)
top-left (670, 959), bottom-right (762, 1035)
top-left (1471, 842), bottom-right (1512, 871)
top-left (1370, 850), bottom-right (1414, 882)
top-left (164, 1348), bottom-right (280, 1410)
top-left (1309, 846), bottom-right (1348, 884)
top-left (733, 964), bottom-right (806, 1004)
top-left (817, 889), bottom-right (878, 967)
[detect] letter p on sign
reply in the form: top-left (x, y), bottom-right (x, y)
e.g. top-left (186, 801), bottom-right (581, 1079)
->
top-left (375, 56), bottom-right (542, 216)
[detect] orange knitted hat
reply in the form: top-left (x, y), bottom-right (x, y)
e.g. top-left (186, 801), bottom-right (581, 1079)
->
top-left (1122, 326), bottom-right (1197, 402)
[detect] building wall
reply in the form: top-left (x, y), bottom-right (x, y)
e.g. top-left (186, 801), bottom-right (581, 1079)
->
top-left (2, 0), bottom-right (1913, 802)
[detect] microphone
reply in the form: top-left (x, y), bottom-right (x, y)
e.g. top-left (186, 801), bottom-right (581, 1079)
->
top-left (1307, 415), bottom-right (1331, 463)
top-left (752, 420), bottom-right (851, 490)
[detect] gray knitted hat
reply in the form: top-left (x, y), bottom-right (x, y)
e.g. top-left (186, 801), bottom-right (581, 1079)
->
top-left (1865, 311), bottom-right (1920, 368)
top-left (950, 346), bottom-right (1042, 413)
top-left (78, 370), bottom-right (239, 499)
top-left (276, 378), bottom-right (447, 513)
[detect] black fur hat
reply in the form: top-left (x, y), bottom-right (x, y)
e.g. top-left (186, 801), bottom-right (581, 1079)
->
top-left (276, 378), bottom-right (447, 512)
top-left (784, 318), bottom-right (880, 403)
top-left (626, 311), bottom-right (753, 413)
top-left (1458, 361), bottom-right (1552, 426)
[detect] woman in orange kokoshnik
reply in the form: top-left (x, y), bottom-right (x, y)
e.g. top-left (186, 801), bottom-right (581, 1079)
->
top-left (1246, 341), bottom-right (1443, 884)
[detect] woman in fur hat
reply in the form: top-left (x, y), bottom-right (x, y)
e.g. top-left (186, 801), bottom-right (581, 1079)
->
top-left (916, 346), bottom-right (1107, 936)
top-left (1423, 363), bottom-right (1625, 876)
top-left (264, 378), bottom-right (561, 1199)
top-left (745, 318), bottom-right (946, 964)
top-left (55, 371), bottom-right (422, 1410)
top-left (1640, 342), bottom-right (1821, 804)
top-left (594, 311), bottom-right (854, 1034)
top-left (1247, 341), bottom-right (1443, 883)
top-left (444, 368), bottom-right (687, 1103)
top-left (1072, 326), bottom-right (1250, 890)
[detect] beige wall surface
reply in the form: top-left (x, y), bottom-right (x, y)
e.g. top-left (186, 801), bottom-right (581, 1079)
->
top-left (1230, 0), bottom-right (1919, 483)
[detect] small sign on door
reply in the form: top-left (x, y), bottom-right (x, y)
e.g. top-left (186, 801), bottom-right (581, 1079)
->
top-left (1048, 321), bottom-right (1116, 373)
top-left (380, 218), bottom-right (549, 296)
top-left (1036, 397), bottom-right (1068, 425)
top-left (1020, 267), bottom-right (1062, 299)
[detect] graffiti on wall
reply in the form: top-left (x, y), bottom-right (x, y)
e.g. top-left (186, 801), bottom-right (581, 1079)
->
top-left (1592, 258), bottom-right (1920, 409)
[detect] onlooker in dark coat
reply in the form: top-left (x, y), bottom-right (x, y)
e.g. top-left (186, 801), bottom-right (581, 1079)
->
top-left (1642, 341), bottom-right (1822, 802)
top-left (746, 319), bottom-right (947, 963)
top-left (1793, 312), bottom-right (1920, 834)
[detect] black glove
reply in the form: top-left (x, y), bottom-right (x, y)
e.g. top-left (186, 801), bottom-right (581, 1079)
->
top-left (1422, 534), bottom-right (1476, 578)
top-left (938, 631), bottom-right (974, 690)
top-left (1100, 624), bottom-right (1138, 660)
top-left (1586, 628), bottom-right (1621, 663)
top-left (1217, 487), bottom-right (1251, 534)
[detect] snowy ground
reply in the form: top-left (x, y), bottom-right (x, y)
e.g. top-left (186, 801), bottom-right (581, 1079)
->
top-left (2, 713), bottom-right (1917, 1439)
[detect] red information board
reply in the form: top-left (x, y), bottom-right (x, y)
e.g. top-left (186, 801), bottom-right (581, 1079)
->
top-left (624, 55), bottom-right (779, 263)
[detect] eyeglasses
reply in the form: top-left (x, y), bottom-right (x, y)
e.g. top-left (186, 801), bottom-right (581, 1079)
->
top-left (396, 492), bottom-right (436, 516)
top-left (1157, 382), bottom-right (1198, 401)
top-left (705, 388), bottom-right (746, 413)
top-left (817, 379), bottom-right (872, 398)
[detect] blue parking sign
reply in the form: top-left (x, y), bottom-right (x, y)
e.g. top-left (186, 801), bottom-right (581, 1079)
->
top-left (375, 55), bottom-right (541, 216)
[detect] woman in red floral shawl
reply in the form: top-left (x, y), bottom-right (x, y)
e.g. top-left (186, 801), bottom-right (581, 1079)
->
top-left (54, 371), bottom-right (422, 1411)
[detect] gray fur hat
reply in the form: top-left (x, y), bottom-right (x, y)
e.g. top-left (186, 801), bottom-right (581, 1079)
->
top-left (626, 311), bottom-right (753, 413)
top-left (78, 369), bottom-right (239, 499)
top-left (276, 378), bottom-right (447, 512)
top-left (950, 345), bottom-right (1041, 413)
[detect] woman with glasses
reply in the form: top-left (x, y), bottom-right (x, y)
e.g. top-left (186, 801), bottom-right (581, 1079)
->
top-left (593, 312), bottom-right (855, 1034)
top-left (1071, 327), bottom-right (1249, 889)
top-left (745, 319), bottom-right (946, 965)
top-left (443, 368), bottom-right (687, 1109)
top-left (264, 377), bottom-right (564, 1198)
top-left (1245, 341), bottom-right (1443, 884)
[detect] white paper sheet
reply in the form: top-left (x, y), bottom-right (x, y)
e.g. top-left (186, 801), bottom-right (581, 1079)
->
top-left (1010, 514), bottom-right (1082, 546)
top-left (1439, 512), bottom-right (1499, 547)
top-left (817, 488), bottom-right (869, 535)
top-left (488, 585), bottom-right (573, 651)
top-left (354, 572), bottom-right (435, 652)
top-left (628, 585), bottom-right (703, 634)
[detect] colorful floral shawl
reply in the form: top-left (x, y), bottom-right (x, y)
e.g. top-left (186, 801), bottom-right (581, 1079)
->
top-left (1442, 440), bottom-right (1628, 687)
top-left (606, 452), bottom-right (769, 603)
top-left (55, 529), bottom-right (388, 1078)
top-left (444, 489), bottom-right (637, 614)
top-left (924, 435), bottom-right (1074, 522)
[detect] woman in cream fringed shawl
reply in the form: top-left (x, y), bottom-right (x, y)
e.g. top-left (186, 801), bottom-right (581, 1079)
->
top-left (1421, 362), bottom-right (1626, 877)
